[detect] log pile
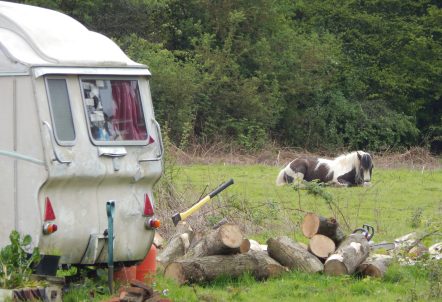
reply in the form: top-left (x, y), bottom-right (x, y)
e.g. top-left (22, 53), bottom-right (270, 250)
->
top-left (158, 214), bottom-right (433, 285)
top-left (160, 222), bottom-right (287, 285)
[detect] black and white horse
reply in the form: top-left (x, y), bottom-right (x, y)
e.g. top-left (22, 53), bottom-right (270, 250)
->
top-left (276, 151), bottom-right (374, 187)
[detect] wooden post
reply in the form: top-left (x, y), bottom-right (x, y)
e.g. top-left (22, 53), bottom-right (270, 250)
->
top-left (324, 233), bottom-right (370, 276)
top-left (267, 236), bottom-right (324, 273)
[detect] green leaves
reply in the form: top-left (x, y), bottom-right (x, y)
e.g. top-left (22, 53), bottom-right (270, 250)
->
top-left (0, 230), bottom-right (41, 289)
top-left (21, 0), bottom-right (442, 151)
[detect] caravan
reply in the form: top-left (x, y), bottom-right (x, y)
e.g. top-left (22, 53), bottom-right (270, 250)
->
top-left (0, 1), bottom-right (163, 267)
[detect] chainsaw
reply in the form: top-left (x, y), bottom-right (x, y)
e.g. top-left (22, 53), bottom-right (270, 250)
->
top-left (352, 224), bottom-right (395, 251)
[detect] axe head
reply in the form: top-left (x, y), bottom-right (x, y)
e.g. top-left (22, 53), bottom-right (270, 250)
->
top-left (171, 213), bottom-right (182, 226)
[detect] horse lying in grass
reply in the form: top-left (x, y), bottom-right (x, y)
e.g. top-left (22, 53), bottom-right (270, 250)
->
top-left (276, 151), bottom-right (374, 187)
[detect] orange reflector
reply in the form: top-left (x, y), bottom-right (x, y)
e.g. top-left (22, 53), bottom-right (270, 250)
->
top-left (44, 197), bottom-right (56, 221)
top-left (143, 193), bottom-right (154, 216)
top-left (149, 219), bottom-right (161, 229)
top-left (43, 223), bottom-right (58, 235)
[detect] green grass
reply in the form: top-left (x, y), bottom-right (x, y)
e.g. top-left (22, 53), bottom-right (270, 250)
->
top-left (151, 164), bottom-right (442, 301)
top-left (63, 164), bottom-right (442, 301)
top-left (153, 262), bottom-right (440, 302)
top-left (169, 165), bottom-right (442, 242)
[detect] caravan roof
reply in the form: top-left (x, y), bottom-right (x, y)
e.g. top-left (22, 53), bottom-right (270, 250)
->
top-left (0, 1), bottom-right (146, 70)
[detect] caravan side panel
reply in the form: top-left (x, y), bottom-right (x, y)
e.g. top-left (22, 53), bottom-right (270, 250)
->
top-left (0, 77), bottom-right (15, 247)
top-left (16, 76), bottom-right (47, 242)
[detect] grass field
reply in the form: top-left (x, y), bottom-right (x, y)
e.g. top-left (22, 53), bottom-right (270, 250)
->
top-left (151, 163), bottom-right (442, 302)
top-left (63, 163), bottom-right (442, 302)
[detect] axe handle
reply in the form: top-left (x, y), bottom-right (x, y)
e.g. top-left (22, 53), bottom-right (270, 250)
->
top-left (179, 179), bottom-right (234, 221)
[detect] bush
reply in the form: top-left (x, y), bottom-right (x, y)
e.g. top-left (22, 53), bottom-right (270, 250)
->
top-left (0, 230), bottom-right (41, 289)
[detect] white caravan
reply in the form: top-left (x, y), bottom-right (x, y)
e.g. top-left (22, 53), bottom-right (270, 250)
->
top-left (0, 1), bottom-right (163, 268)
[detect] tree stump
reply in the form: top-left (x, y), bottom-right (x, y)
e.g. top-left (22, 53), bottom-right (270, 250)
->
top-left (156, 221), bottom-right (194, 265)
top-left (183, 223), bottom-right (244, 258)
top-left (301, 213), bottom-right (346, 244)
top-left (324, 233), bottom-right (370, 276)
top-left (164, 251), bottom-right (287, 285)
top-left (308, 234), bottom-right (336, 259)
top-left (357, 254), bottom-right (393, 278)
top-left (267, 236), bottom-right (324, 273)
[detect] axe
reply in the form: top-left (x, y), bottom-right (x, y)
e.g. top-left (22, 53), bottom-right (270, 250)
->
top-left (172, 179), bottom-right (234, 226)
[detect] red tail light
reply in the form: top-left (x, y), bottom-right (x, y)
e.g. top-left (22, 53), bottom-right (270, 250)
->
top-left (143, 193), bottom-right (154, 216)
top-left (43, 223), bottom-right (58, 234)
top-left (148, 136), bottom-right (155, 144)
top-left (44, 197), bottom-right (56, 221)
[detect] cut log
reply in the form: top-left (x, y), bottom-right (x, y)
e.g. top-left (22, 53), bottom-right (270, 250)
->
top-left (156, 221), bottom-right (194, 265)
top-left (308, 234), bottom-right (336, 259)
top-left (357, 254), bottom-right (393, 278)
top-left (267, 236), bottom-right (324, 273)
top-left (249, 239), bottom-right (263, 252)
top-left (153, 232), bottom-right (165, 249)
top-left (392, 232), bottom-right (433, 255)
top-left (225, 239), bottom-right (251, 254)
top-left (164, 251), bottom-right (287, 285)
top-left (324, 233), bottom-right (370, 276)
top-left (183, 223), bottom-right (244, 258)
top-left (301, 213), bottom-right (346, 244)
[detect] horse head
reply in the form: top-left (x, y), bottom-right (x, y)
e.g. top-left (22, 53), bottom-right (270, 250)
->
top-left (357, 151), bottom-right (373, 184)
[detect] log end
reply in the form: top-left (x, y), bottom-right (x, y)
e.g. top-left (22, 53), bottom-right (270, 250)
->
top-left (324, 259), bottom-right (348, 276)
top-left (308, 234), bottom-right (336, 259)
top-left (220, 224), bottom-right (244, 248)
top-left (302, 213), bottom-right (320, 238)
top-left (164, 263), bottom-right (186, 285)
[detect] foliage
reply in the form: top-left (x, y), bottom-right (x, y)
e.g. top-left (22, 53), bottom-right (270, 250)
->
top-left (0, 231), bottom-right (41, 289)
top-left (19, 0), bottom-right (442, 152)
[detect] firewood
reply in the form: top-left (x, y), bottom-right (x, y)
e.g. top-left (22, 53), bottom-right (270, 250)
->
top-left (228, 239), bottom-right (251, 254)
top-left (308, 234), bottom-right (336, 259)
top-left (301, 213), bottom-right (346, 244)
top-left (153, 232), bottom-right (165, 249)
top-left (183, 223), bottom-right (244, 258)
top-left (357, 254), bottom-right (393, 278)
top-left (324, 233), bottom-right (370, 276)
top-left (392, 232), bottom-right (433, 254)
top-left (249, 239), bottom-right (264, 252)
top-left (267, 236), bottom-right (324, 273)
top-left (156, 221), bottom-right (194, 265)
top-left (164, 251), bottom-right (287, 285)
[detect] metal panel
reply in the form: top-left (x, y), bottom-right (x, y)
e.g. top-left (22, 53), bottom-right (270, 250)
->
top-left (0, 77), bottom-right (16, 247)
top-left (33, 67), bottom-right (151, 78)
top-left (15, 76), bottom-right (47, 242)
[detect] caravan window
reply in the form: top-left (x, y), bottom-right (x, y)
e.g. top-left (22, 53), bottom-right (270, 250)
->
top-left (46, 78), bottom-right (76, 144)
top-left (80, 78), bottom-right (148, 145)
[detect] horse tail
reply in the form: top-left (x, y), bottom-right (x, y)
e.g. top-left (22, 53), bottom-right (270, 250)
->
top-left (276, 164), bottom-right (295, 186)
top-left (276, 168), bottom-right (287, 186)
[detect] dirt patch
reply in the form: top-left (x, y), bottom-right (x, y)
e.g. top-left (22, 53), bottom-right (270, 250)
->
top-left (169, 145), bottom-right (442, 170)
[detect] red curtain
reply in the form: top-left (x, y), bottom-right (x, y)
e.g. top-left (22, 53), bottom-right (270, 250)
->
top-left (111, 81), bottom-right (147, 140)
